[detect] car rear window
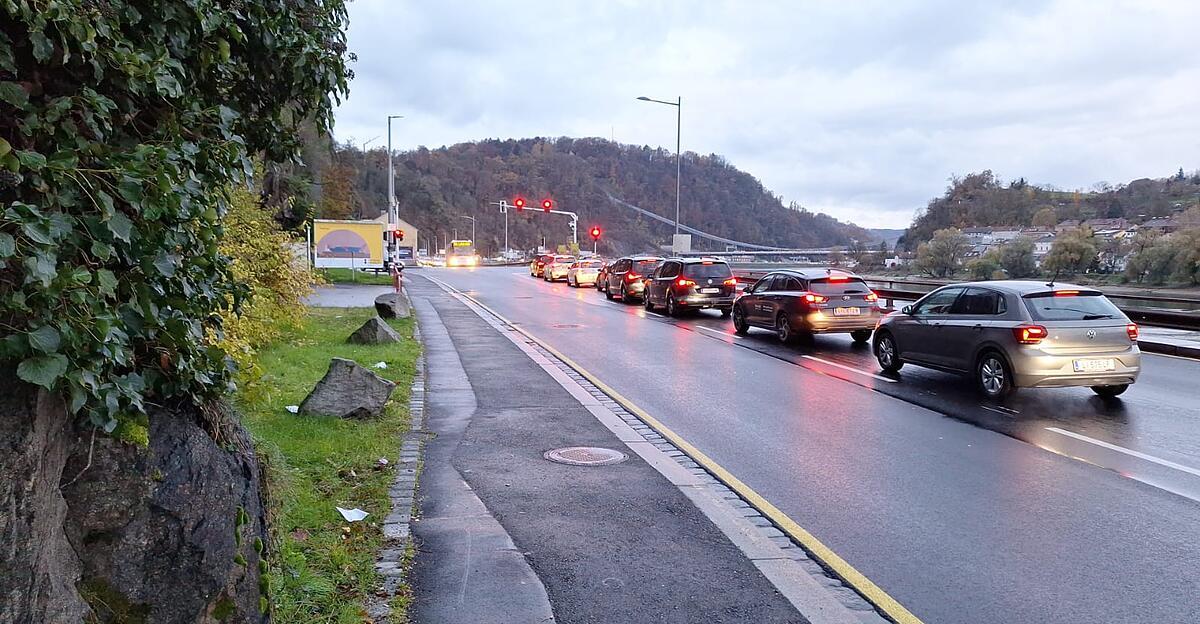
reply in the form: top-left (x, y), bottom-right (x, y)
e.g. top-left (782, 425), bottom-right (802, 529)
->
top-left (1023, 292), bottom-right (1124, 321)
top-left (683, 263), bottom-right (733, 279)
top-left (809, 277), bottom-right (869, 295)
top-left (632, 260), bottom-right (661, 274)
top-left (579, 261), bottom-right (603, 268)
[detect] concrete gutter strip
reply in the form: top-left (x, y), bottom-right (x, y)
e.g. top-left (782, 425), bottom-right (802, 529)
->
top-left (1138, 337), bottom-right (1200, 359)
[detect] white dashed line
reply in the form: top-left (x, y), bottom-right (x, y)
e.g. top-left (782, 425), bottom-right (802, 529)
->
top-left (800, 355), bottom-right (898, 383)
top-left (1045, 427), bottom-right (1200, 478)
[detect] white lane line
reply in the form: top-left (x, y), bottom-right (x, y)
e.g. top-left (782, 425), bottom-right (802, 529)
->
top-left (980, 405), bottom-right (1019, 416)
top-left (1045, 427), bottom-right (1200, 478)
top-left (800, 355), bottom-right (897, 383)
top-left (697, 326), bottom-right (739, 338)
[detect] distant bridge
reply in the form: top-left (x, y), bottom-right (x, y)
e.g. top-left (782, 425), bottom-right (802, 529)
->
top-left (604, 191), bottom-right (839, 253)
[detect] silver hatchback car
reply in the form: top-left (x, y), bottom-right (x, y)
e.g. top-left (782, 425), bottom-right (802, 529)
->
top-left (872, 281), bottom-right (1141, 399)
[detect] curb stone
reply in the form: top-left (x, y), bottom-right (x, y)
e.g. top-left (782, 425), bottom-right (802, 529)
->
top-left (365, 318), bottom-right (428, 622)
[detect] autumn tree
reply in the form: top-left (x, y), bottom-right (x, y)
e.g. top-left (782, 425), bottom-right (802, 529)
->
top-left (915, 228), bottom-right (970, 277)
top-left (1042, 227), bottom-right (1098, 276)
top-left (997, 237), bottom-right (1038, 278)
top-left (1032, 207), bottom-right (1058, 227)
top-left (317, 161), bottom-right (358, 219)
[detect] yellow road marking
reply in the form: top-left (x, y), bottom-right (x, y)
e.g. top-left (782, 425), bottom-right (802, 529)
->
top-left (439, 280), bottom-right (925, 624)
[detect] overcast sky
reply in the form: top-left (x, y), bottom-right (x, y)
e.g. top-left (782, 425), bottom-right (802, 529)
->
top-left (332, 0), bottom-right (1200, 229)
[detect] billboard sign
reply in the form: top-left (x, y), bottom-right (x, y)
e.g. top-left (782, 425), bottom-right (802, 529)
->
top-left (312, 219), bottom-right (385, 269)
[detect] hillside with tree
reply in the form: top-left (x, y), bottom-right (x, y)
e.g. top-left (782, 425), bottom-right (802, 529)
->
top-left (899, 169), bottom-right (1200, 250)
top-left (306, 137), bottom-right (876, 255)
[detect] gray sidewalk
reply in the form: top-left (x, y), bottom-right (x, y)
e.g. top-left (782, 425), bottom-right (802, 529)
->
top-left (406, 277), bottom-right (811, 624)
top-left (1138, 326), bottom-right (1200, 358)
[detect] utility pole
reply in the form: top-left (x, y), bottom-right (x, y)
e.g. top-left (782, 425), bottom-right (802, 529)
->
top-left (637, 95), bottom-right (682, 236)
top-left (386, 114), bottom-right (402, 267)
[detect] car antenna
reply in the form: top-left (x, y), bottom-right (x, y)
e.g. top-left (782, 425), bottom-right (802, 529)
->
top-left (1045, 268), bottom-right (1061, 288)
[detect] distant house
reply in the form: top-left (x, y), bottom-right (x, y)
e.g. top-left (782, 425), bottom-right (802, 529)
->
top-left (1032, 235), bottom-right (1056, 266)
top-left (1143, 217), bottom-right (1179, 233)
top-left (1055, 220), bottom-right (1081, 232)
top-left (1082, 218), bottom-right (1130, 231)
top-left (962, 227), bottom-right (996, 244)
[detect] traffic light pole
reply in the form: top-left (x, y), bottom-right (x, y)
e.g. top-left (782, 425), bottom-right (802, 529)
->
top-left (490, 200), bottom-right (579, 246)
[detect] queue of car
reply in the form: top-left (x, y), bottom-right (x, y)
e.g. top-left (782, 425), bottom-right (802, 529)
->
top-left (531, 253), bottom-right (1141, 400)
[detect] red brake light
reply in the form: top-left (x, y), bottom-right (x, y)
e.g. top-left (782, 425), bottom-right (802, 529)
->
top-left (803, 293), bottom-right (828, 304)
top-left (723, 278), bottom-right (737, 286)
top-left (1126, 323), bottom-right (1139, 341)
top-left (865, 292), bottom-right (878, 302)
top-left (1013, 324), bottom-right (1048, 344)
top-left (676, 278), bottom-right (696, 287)
top-left (626, 272), bottom-right (640, 281)
top-left (827, 275), bottom-right (848, 282)
top-left (1054, 290), bottom-right (1080, 296)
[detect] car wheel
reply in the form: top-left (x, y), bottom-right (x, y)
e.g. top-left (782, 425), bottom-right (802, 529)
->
top-left (644, 294), bottom-right (655, 311)
top-left (667, 294), bottom-right (679, 317)
top-left (606, 284), bottom-right (614, 300)
top-left (1091, 384), bottom-right (1129, 399)
top-left (977, 351), bottom-right (1015, 399)
top-left (720, 307), bottom-right (731, 318)
top-left (874, 332), bottom-right (902, 372)
top-left (775, 312), bottom-right (795, 344)
top-left (851, 329), bottom-right (872, 344)
top-left (732, 306), bottom-right (749, 335)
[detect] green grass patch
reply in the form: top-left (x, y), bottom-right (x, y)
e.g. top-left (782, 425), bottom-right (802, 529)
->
top-left (319, 267), bottom-right (394, 285)
top-left (239, 307), bottom-right (419, 623)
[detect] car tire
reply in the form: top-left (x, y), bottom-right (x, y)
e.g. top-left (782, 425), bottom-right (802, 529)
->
top-left (732, 306), bottom-right (749, 335)
top-left (644, 294), bottom-right (655, 311)
top-left (1091, 384), bottom-right (1129, 399)
top-left (776, 312), bottom-right (795, 344)
top-left (606, 285), bottom-right (614, 300)
top-left (667, 294), bottom-right (680, 317)
top-left (976, 351), bottom-right (1015, 399)
top-left (851, 329), bottom-right (872, 344)
top-left (874, 332), bottom-right (902, 372)
top-left (720, 308), bottom-right (731, 318)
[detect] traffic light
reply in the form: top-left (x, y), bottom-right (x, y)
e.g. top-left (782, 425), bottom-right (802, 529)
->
top-left (590, 226), bottom-right (601, 241)
top-left (514, 197), bottom-right (525, 211)
top-left (393, 228), bottom-right (404, 241)
top-left (542, 199), bottom-right (553, 212)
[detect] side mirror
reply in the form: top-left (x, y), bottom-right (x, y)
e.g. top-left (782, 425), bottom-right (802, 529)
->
top-left (902, 305), bottom-right (913, 315)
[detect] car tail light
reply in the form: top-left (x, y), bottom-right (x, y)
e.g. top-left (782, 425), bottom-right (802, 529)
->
top-left (676, 278), bottom-right (695, 287)
top-left (803, 293), bottom-right (828, 304)
top-left (1126, 323), bottom-right (1139, 341)
top-left (865, 292), bottom-right (878, 302)
top-left (626, 272), bottom-right (640, 281)
top-left (827, 275), bottom-right (848, 281)
top-left (723, 278), bottom-right (737, 286)
top-left (1054, 290), bottom-right (1080, 296)
top-left (1013, 324), bottom-right (1048, 344)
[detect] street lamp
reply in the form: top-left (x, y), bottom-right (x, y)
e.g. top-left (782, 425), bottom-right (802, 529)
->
top-left (459, 215), bottom-right (476, 244)
top-left (386, 114), bottom-right (403, 266)
top-left (637, 95), bottom-right (682, 237)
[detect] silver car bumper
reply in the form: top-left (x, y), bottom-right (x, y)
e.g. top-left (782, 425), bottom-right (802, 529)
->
top-left (797, 309), bottom-right (882, 333)
top-left (1012, 347), bottom-right (1141, 388)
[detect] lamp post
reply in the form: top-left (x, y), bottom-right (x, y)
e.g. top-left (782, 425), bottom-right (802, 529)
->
top-left (386, 115), bottom-right (403, 266)
top-left (459, 215), bottom-right (476, 245)
top-left (637, 95), bottom-right (682, 237)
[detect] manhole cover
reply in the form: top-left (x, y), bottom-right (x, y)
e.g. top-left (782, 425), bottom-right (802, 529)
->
top-left (544, 447), bottom-right (628, 466)
top-left (552, 324), bottom-right (583, 329)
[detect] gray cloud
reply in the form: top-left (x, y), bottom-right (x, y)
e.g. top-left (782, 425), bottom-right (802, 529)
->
top-left (334, 0), bottom-right (1200, 228)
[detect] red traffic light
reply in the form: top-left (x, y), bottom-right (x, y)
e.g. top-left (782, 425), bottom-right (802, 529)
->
top-left (514, 197), bottom-right (525, 211)
top-left (392, 229), bottom-right (404, 241)
top-left (589, 226), bottom-right (601, 240)
top-left (542, 199), bottom-right (553, 212)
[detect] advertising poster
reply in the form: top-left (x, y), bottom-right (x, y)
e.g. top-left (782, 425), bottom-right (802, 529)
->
top-left (312, 220), bottom-right (385, 268)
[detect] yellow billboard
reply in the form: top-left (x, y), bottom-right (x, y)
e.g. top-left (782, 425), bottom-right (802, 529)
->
top-left (313, 219), bottom-right (384, 268)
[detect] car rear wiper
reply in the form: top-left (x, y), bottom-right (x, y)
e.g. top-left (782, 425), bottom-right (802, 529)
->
top-left (1082, 314), bottom-right (1114, 320)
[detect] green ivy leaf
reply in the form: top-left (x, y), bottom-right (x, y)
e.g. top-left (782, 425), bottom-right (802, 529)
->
top-left (28, 325), bottom-right (62, 353)
top-left (107, 212), bottom-right (133, 242)
top-left (30, 31), bottom-right (53, 62)
top-left (23, 253), bottom-right (57, 287)
top-left (96, 269), bottom-right (118, 294)
top-left (153, 253), bottom-right (178, 277)
top-left (17, 354), bottom-right (68, 389)
top-left (0, 82), bottom-right (27, 107)
top-left (91, 240), bottom-right (113, 260)
top-left (16, 151), bottom-right (46, 171)
top-left (21, 221), bottom-right (55, 245)
top-left (0, 232), bottom-right (14, 258)
top-left (0, 136), bottom-right (10, 158)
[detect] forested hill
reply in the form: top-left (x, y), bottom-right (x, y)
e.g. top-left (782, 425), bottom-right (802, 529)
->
top-left (900, 169), bottom-right (1200, 249)
top-left (312, 137), bottom-right (874, 255)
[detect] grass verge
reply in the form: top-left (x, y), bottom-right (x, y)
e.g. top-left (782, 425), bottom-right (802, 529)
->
top-left (239, 307), bottom-right (419, 623)
top-left (319, 267), bottom-right (395, 285)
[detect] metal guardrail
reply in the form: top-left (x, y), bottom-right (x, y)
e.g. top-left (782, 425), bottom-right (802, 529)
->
top-left (728, 267), bottom-right (1200, 331)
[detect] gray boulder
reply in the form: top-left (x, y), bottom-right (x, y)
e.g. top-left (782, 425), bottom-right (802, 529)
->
top-left (300, 357), bottom-right (396, 419)
top-left (374, 292), bottom-right (410, 319)
top-left (348, 316), bottom-right (401, 344)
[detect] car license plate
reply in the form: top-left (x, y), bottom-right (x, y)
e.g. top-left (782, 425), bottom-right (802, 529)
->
top-left (1073, 358), bottom-right (1115, 373)
top-left (699, 287), bottom-right (720, 294)
top-left (833, 307), bottom-right (861, 316)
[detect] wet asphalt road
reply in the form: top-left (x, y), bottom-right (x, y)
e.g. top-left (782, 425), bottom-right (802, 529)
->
top-left (415, 267), bottom-right (1200, 624)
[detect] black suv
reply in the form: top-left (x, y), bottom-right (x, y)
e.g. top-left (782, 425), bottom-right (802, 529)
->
top-left (643, 257), bottom-right (737, 317)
